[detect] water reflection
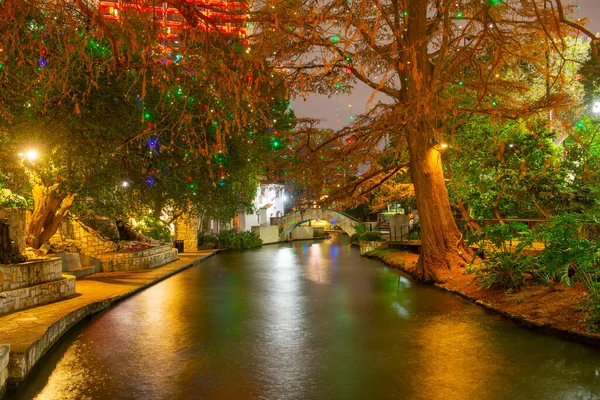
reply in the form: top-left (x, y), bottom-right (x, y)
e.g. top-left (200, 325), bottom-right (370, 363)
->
top-left (8, 236), bottom-right (600, 400)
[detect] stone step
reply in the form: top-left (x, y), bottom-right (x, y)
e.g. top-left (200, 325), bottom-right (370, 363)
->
top-left (98, 247), bottom-right (179, 272)
top-left (0, 275), bottom-right (76, 316)
top-left (69, 266), bottom-right (95, 279)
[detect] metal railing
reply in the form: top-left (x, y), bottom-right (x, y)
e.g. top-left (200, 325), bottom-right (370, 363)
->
top-left (388, 224), bottom-right (419, 243)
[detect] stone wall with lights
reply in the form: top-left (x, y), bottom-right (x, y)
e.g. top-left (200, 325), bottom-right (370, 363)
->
top-left (0, 257), bottom-right (76, 315)
top-left (96, 245), bottom-right (178, 272)
top-left (174, 213), bottom-right (198, 252)
top-left (0, 344), bottom-right (8, 399)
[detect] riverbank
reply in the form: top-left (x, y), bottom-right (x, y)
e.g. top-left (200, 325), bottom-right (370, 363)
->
top-left (0, 250), bottom-right (219, 395)
top-left (366, 248), bottom-right (600, 346)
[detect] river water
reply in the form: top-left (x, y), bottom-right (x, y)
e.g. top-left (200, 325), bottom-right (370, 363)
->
top-left (8, 235), bottom-right (600, 399)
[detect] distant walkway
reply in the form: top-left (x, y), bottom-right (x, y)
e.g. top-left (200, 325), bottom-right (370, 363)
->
top-left (0, 250), bottom-right (218, 389)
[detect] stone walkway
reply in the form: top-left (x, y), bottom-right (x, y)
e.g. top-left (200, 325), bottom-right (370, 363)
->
top-left (0, 250), bottom-right (218, 388)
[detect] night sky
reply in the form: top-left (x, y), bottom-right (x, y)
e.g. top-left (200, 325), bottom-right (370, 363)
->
top-left (291, 0), bottom-right (600, 129)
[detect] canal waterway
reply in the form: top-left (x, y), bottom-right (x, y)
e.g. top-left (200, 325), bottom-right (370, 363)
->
top-left (8, 235), bottom-right (600, 399)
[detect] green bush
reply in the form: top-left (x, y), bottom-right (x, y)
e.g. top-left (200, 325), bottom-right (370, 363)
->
top-left (407, 222), bottom-right (421, 240)
top-left (198, 232), bottom-right (216, 245)
top-left (535, 214), bottom-right (600, 331)
top-left (359, 231), bottom-right (383, 241)
top-left (135, 217), bottom-right (171, 242)
top-left (0, 188), bottom-right (28, 209)
top-left (351, 223), bottom-right (369, 243)
top-left (536, 214), bottom-right (599, 286)
top-left (313, 227), bottom-right (325, 238)
top-left (218, 229), bottom-right (262, 250)
top-left (467, 222), bottom-right (536, 291)
top-left (353, 222), bottom-right (369, 235)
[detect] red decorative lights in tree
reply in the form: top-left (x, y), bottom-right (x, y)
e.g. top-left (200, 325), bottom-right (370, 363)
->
top-left (98, 0), bottom-right (248, 38)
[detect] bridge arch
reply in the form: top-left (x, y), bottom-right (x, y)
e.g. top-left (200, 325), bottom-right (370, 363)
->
top-left (277, 209), bottom-right (360, 238)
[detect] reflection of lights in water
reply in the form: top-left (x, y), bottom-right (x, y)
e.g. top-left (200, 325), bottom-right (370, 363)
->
top-left (330, 245), bottom-right (339, 258)
top-left (405, 315), bottom-right (503, 400)
top-left (306, 244), bottom-right (331, 284)
top-left (261, 248), bottom-right (310, 394)
top-left (391, 302), bottom-right (410, 318)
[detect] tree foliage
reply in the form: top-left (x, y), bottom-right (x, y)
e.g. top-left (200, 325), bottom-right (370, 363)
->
top-left (252, 0), bottom-right (598, 281)
top-left (0, 0), bottom-right (295, 246)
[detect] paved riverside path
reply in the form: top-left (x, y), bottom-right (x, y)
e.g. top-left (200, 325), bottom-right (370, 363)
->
top-left (0, 250), bottom-right (218, 388)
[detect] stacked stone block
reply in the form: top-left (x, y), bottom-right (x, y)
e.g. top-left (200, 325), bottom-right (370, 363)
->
top-left (97, 245), bottom-right (178, 272)
top-left (49, 219), bottom-right (117, 257)
top-left (0, 258), bottom-right (76, 315)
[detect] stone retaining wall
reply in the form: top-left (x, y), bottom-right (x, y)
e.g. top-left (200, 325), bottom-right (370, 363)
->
top-left (97, 245), bottom-right (178, 272)
top-left (0, 258), bottom-right (62, 292)
top-left (359, 240), bottom-right (386, 255)
top-left (0, 276), bottom-right (76, 315)
top-left (0, 345), bottom-right (8, 399)
top-left (49, 218), bottom-right (117, 257)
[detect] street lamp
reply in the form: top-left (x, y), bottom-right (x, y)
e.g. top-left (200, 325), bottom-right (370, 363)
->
top-left (25, 150), bottom-right (38, 161)
top-left (18, 149), bottom-right (39, 162)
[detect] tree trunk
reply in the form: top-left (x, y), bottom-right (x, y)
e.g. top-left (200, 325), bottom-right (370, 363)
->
top-left (406, 125), bottom-right (469, 283)
top-left (27, 184), bottom-right (75, 249)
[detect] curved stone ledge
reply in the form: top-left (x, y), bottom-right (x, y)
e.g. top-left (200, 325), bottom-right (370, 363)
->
top-left (97, 246), bottom-right (179, 272)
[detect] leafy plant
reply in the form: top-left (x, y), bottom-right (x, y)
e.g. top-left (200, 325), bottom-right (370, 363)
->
top-left (407, 222), bottom-right (421, 240)
top-left (198, 232), bottom-right (216, 245)
top-left (467, 222), bottom-right (537, 291)
top-left (353, 222), bottom-right (368, 235)
top-left (536, 214), bottom-right (600, 286)
top-left (218, 229), bottom-right (262, 250)
top-left (358, 231), bottom-right (383, 241)
top-left (0, 188), bottom-right (28, 209)
top-left (135, 217), bottom-right (171, 242)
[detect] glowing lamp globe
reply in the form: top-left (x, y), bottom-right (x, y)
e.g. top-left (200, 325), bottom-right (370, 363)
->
top-left (25, 150), bottom-right (39, 161)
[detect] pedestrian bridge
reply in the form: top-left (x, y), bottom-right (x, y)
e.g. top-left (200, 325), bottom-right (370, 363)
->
top-left (274, 208), bottom-right (361, 238)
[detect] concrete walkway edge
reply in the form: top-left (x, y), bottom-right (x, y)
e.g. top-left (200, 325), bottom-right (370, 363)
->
top-left (1, 250), bottom-right (218, 395)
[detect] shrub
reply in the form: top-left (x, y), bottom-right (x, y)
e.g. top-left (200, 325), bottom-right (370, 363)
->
top-left (359, 231), bottom-right (383, 241)
top-left (351, 222), bottom-right (369, 243)
top-left (313, 227), bottom-right (325, 238)
top-left (467, 222), bottom-right (536, 291)
top-left (353, 222), bottom-right (369, 235)
top-left (0, 188), bottom-right (28, 209)
top-left (198, 232), bottom-right (216, 245)
top-left (536, 214), bottom-right (599, 286)
top-left (535, 214), bottom-right (600, 331)
top-left (407, 222), bottom-right (421, 240)
top-left (218, 229), bottom-right (262, 250)
top-left (135, 217), bottom-right (171, 242)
